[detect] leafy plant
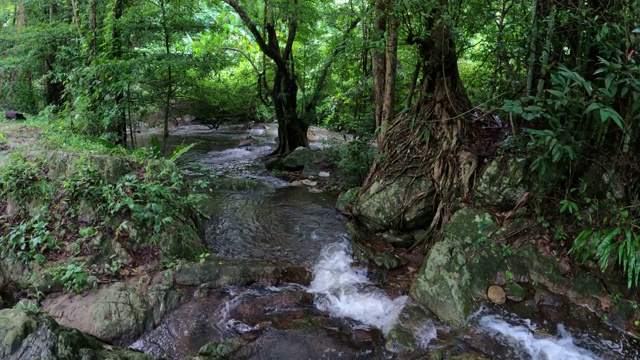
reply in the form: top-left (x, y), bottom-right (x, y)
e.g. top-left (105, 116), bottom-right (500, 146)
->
top-left (51, 263), bottom-right (90, 293)
top-left (570, 205), bottom-right (640, 288)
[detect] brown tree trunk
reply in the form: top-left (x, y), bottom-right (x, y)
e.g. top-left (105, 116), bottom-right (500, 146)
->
top-left (44, 3), bottom-right (64, 107)
top-left (371, 0), bottom-right (398, 143)
top-left (222, 0), bottom-right (309, 155)
top-left (112, 0), bottom-right (127, 146)
top-left (359, 19), bottom-right (476, 233)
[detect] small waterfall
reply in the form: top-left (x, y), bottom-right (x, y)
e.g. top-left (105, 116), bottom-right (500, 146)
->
top-left (307, 242), bottom-right (408, 335)
top-left (478, 314), bottom-right (599, 359)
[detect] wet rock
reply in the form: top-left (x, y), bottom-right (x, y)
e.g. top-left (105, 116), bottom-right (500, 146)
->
top-left (0, 308), bottom-right (154, 360)
top-left (505, 283), bottom-right (526, 302)
top-left (238, 137), bottom-right (254, 147)
top-left (411, 207), bottom-right (504, 328)
top-left (373, 252), bottom-right (408, 270)
top-left (174, 260), bottom-right (278, 287)
top-left (209, 177), bottom-right (275, 192)
top-left (381, 230), bottom-right (414, 248)
top-left (450, 354), bottom-right (491, 360)
top-left (41, 276), bottom-right (182, 344)
top-left (487, 285), bottom-right (506, 304)
top-left (319, 171), bottom-right (330, 177)
top-left (280, 147), bottom-right (323, 172)
top-left (198, 337), bottom-right (246, 358)
top-left (385, 301), bottom-right (436, 353)
top-left (534, 289), bottom-right (563, 308)
top-left (232, 328), bottom-right (364, 359)
top-left (291, 180), bottom-right (303, 186)
top-left (301, 179), bottom-right (317, 187)
top-left (336, 187), bottom-right (359, 213)
top-left (354, 176), bottom-right (436, 232)
top-left (308, 188), bottom-right (323, 193)
top-left (608, 301), bottom-right (636, 330)
top-left (228, 291), bottom-right (316, 326)
top-left (280, 266), bottom-right (312, 285)
top-left (474, 157), bottom-right (527, 210)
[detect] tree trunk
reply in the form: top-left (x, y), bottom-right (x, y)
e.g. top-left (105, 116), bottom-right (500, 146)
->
top-left (44, 3), bottom-right (64, 107)
top-left (358, 19), bottom-right (477, 233)
top-left (222, 0), bottom-right (310, 155)
top-left (112, 0), bottom-right (127, 146)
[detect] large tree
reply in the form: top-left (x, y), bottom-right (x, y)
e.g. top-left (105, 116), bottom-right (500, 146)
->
top-left (221, 0), bottom-right (308, 154)
top-left (356, 0), bottom-right (490, 232)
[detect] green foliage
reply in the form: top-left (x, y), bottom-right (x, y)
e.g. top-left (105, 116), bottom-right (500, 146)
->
top-left (570, 205), bottom-right (640, 288)
top-left (1, 209), bottom-right (59, 265)
top-left (0, 153), bottom-right (52, 203)
top-left (331, 137), bottom-right (375, 186)
top-left (50, 262), bottom-right (91, 293)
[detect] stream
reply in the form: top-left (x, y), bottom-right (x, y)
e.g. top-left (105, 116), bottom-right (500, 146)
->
top-left (132, 123), bottom-right (640, 359)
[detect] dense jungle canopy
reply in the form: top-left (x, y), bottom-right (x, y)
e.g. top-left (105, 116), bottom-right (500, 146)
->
top-left (2, 0), bottom-right (640, 293)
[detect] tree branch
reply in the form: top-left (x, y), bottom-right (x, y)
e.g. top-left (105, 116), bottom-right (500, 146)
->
top-left (221, 0), bottom-right (279, 60)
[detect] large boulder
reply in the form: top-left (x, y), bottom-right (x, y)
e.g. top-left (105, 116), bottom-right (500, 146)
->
top-left (42, 275), bottom-right (183, 344)
top-left (354, 176), bottom-right (435, 232)
top-left (0, 308), bottom-right (154, 360)
top-left (410, 207), bottom-right (505, 328)
top-left (473, 157), bottom-right (527, 210)
top-left (281, 147), bottom-right (323, 172)
top-left (411, 207), bottom-right (615, 329)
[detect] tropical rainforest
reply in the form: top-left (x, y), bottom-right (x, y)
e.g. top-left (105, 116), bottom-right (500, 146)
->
top-left (1, 0), bottom-right (640, 359)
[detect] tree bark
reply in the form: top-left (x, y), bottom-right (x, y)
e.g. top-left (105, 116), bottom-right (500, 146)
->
top-left (358, 10), bottom-right (475, 233)
top-left (112, 0), bottom-right (127, 145)
top-left (371, 0), bottom-right (398, 143)
top-left (222, 0), bottom-right (309, 155)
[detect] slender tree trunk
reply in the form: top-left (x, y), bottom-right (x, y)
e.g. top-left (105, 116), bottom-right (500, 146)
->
top-left (44, 3), bottom-right (64, 107)
top-left (160, 0), bottom-right (172, 143)
top-left (406, 56), bottom-right (422, 108)
top-left (112, 0), bottom-right (127, 145)
top-left (371, 0), bottom-right (387, 142)
top-left (525, 0), bottom-right (539, 96)
top-left (371, 0), bottom-right (398, 143)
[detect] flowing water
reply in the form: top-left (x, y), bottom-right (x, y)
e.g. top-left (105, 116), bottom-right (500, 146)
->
top-left (132, 123), bottom-right (639, 359)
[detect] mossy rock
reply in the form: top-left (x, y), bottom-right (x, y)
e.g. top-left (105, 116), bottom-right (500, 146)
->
top-left (336, 187), bottom-right (359, 213)
top-left (411, 207), bottom-right (505, 328)
top-left (0, 308), bottom-right (155, 360)
top-left (354, 176), bottom-right (435, 232)
top-left (42, 279), bottom-right (183, 344)
top-left (198, 337), bottom-right (246, 358)
top-left (473, 156), bottom-right (527, 210)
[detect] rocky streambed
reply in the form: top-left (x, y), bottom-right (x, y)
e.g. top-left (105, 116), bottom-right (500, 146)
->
top-left (2, 121), bottom-right (639, 359)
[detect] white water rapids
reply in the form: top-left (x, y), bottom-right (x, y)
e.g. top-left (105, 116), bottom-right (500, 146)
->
top-left (307, 241), bottom-right (408, 335)
top-left (307, 241), bottom-right (626, 359)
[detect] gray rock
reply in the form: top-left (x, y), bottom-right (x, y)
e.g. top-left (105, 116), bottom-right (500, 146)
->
top-left (354, 176), bottom-right (435, 232)
top-left (410, 207), bottom-right (504, 328)
top-left (0, 308), bottom-right (155, 360)
top-left (474, 157), bottom-right (527, 210)
top-left (42, 277), bottom-right (183, 344)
